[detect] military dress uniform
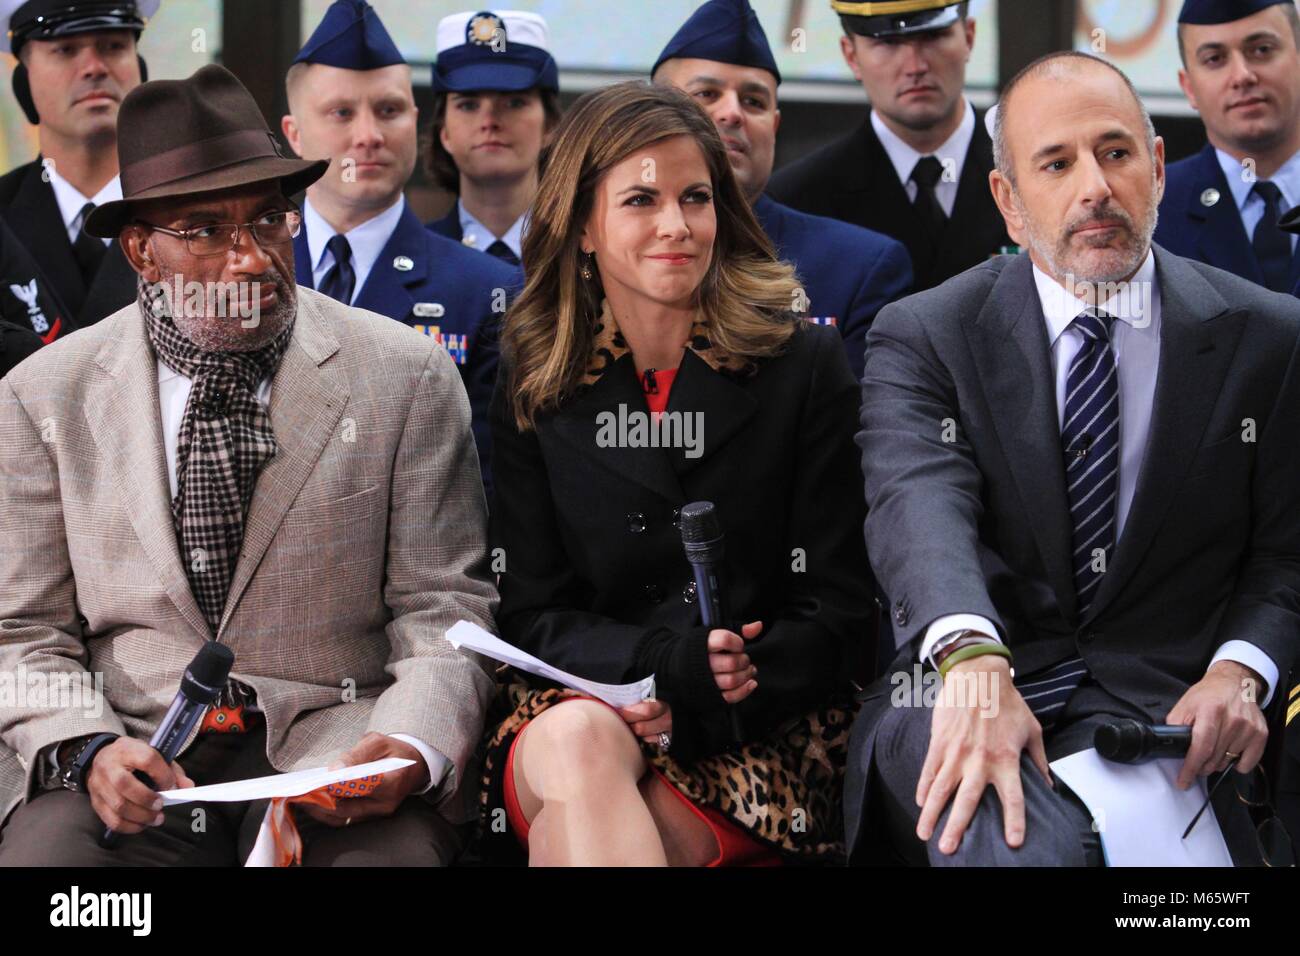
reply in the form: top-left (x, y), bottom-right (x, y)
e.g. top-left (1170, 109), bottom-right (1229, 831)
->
top-left (652, 0), bottom-right (915, 377)
top-left (1156, 145), bottom-right (1300, 297)
top-left (767, 0), bottom-right (1010, 291)
top-left (0, 0), bottom-right (158, 327)
top-left (424, 8), bottom-right (559, 271)
top-left (424, 9), bottom-right (559, 491)
top-left (1155, 0), bottom-right (1300, 297)
top-left (292, 0), bottom-right (522, 490)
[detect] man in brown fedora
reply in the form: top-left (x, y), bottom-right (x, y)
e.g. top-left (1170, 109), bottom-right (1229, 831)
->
top-left (0, 64), bottom-right (497, 866)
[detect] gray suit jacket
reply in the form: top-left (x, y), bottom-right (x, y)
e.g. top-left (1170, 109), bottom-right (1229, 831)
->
top-left (848, 247), bottom-right (1300, 858)
top-left (0, 287), bottom-right (498, 825)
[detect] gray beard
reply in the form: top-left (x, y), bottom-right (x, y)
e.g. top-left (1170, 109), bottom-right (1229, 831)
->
top-left (138, 273), bottom-right (296, 354)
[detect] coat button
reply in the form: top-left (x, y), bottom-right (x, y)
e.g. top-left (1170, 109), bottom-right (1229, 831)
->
top-left (627, 513), bottom-right (647, 533)
top-left (644, 584), bottom-right (665, 603)
top-left (893, 604), bottom-right (907, 626)
top-left (682, 581), bottom-right (697, 604)
top-left (1078, 631), bottom-right (1098, 645)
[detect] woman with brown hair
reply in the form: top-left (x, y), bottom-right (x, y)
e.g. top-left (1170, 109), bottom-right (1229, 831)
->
top-left (481, 80), bottom-right (873, 866)
top-left (424, 9), bottom-right (561, 268)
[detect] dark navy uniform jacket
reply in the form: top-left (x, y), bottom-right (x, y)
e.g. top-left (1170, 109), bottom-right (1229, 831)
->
top-left (753, 194), bottom-right (912, 380)
top-left (0, 215), bottom-right (69, 350)
top-left (1155, 144), bottom-right (1300, 297)
top-left (426, 208), bottom-right (464, 243)
top-left (295, 201), bottom-right (521, 489)
top-left (0, 158), bottom-right (137, 329)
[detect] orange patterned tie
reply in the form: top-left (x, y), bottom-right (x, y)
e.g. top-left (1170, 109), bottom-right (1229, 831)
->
top-left (267, 773), bottom-right (384, 867)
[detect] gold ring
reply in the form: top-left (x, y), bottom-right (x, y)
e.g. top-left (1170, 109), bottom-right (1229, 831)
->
top-left (345, 816), bottom-right (352, 827)
top-left (1225, 751), bottom-right (1242, 761)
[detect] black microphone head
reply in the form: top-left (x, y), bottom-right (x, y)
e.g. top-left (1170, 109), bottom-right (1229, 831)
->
top-left (679, 501), bottom-right (724, 562)
top-left (1094, 718), bottom-right (1148, 762)
top-left (181, 642), bottom-right (234, 704)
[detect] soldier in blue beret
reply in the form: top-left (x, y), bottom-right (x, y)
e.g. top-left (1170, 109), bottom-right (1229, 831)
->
top-left (282, 0), bottom-right (521, 489)
top-left (653, 0), bottom-right (913, 380)
top-left (767, 1), bottom-right (1011, 293)
top-left (424, 9), bottom-right (561, 268)
top-left (1156, 0), bottom-right (1300, 296)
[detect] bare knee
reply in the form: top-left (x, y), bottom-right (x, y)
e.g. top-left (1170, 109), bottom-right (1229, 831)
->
top-left (516, 700), bottom-right (644, 804)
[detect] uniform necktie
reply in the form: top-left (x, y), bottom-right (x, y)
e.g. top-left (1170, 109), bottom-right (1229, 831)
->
top-left (1015, 308), bottom-right (1118, 728)
top-left (485, 239), bottom-right (520, 268)
top-left (319, 233), bottom-right (356, 304)
top-left (1252, 181), bottom-right (1293, 293)
top-left (71, 202), bottom-right (106, 288)
top-left (909, 156), bottom-right (948, 243)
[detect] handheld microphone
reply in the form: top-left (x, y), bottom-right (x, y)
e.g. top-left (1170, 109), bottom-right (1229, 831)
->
top-left (1094, 719), bottom-right (1192, 763)
top-left (101, 642), bottom-right (234, 847)
top-left (679, 501), bottom-right (745, 743)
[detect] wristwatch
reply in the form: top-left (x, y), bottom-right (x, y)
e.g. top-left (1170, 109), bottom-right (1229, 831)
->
top-left (58, 733), bottom-right (119, 794)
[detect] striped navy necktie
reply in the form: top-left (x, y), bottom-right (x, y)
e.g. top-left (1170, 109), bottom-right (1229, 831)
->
top-left (1016, 307), bottom-right (1119, 728)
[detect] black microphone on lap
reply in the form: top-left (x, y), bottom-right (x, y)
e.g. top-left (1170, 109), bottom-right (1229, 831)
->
top-left (679, 501), bottom-right (745, 744)
top-left (1094, 718), bottom-right (1193, 763)
top-left (100, 642), bottom-right (234, 848)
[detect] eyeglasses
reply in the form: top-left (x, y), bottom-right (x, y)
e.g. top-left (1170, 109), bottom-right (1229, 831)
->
top-left (1184, 760), bottom-right (1295, 867)
top-left (136, 208), bottom-right (301, 258)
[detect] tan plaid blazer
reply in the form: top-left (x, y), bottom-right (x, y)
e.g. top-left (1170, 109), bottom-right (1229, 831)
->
top-left (0, 287), bottom-right (497, 824)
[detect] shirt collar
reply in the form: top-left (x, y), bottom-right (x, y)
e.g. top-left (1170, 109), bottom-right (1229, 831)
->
top-left (304, 194), bottom-right (406, 277)
top-left (871, 97), bottom-right (976, 190)
top-left (457, 199), bottom-right (526, 260)
top-left (1032, 248), bottom-right (1157, 347)
top-left (1214, 146), bottom-right (1300, 213)
top-left (44, 162), bottom-right (122, 233)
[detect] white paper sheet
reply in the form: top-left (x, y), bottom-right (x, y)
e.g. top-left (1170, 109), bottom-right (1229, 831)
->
top-left (447, 619), bottom-right (656, 708)
top-left (156, 757), bottom-right (415, 806)
top-left (1051, 748), bottom-right (1234, 866)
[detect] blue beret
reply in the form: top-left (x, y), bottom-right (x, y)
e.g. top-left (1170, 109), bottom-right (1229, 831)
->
top-left (1178, 0), bottom-right (1293, 25)
top-left (653, 0), bottom-right (781, 85)
top-left (293, 0), bottom-right (405, 70)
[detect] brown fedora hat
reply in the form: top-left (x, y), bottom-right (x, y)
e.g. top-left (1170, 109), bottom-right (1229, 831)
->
top-left (84, 64), bottom-right (328, 238)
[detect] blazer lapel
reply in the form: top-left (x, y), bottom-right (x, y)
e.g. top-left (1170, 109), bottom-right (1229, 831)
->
top-left (217, 290), bottom-right (349, 638)
top-left (425, 208), bottom-right (462, 243)
top-left (77, 240), bottom-right (137, 327)
top-left (852, 118), bottom-right (925, 250)
top-left (3, 159), bottom-right (85, 317)
top-left (1084, 247), bottom-right (1246, 620)
top-left (1186, 146), bottom-right (1263, 283)
top-left (936, 117), bottom-right (997, 265)
top-left (292, 222), bottom-right (314, 289)
top-left (85, 305), bottom-right (212, 640)
top-left (353, 205), bottom-right (428, 322)
top-left (968, 255), bottom-right (1078, 620)
top-left (549, 353), bottom-right (685, 504)
top-left (663, 348), bottom-right (757, 477)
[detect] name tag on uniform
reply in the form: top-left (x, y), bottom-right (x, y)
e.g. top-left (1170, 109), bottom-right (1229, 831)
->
top-left (411, 324), bottom-right (469, 365)
top-left (413, 302), bottom-right (445, 318)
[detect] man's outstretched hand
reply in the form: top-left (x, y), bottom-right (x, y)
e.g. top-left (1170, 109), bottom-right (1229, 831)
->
top-left (916, 655), bottom-right (1050, 855)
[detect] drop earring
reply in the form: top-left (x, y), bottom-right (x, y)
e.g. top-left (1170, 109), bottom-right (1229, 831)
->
top-left (580, 252), bottom-right (594, 280)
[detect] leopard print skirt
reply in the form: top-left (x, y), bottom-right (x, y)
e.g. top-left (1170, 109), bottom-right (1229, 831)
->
top-left (476, 677), bottom-right (858, 865)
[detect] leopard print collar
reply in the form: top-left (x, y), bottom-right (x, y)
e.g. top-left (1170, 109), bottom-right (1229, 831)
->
top-left (580, 298), bottom-right (755, 388)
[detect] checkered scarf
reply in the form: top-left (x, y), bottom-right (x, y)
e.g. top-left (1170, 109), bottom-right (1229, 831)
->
top-left (141, 282), bottom-right (294, 634)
